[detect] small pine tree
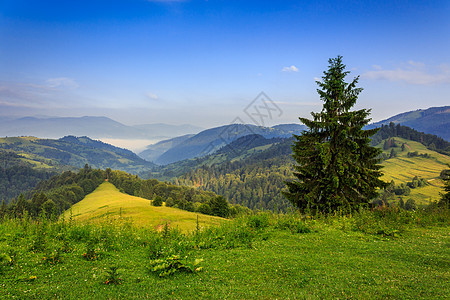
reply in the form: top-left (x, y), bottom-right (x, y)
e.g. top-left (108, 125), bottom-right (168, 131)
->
top-left (209, 196), bottom-right (229, 218)
top-left (283, 56), bottom-right (386, 214)
top-left (389, 148), bottom-right (397, 159)
top-left (398, 197), bottom-right (405, 209)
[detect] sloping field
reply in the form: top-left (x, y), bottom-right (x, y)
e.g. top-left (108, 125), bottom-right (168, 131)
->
top-left (378, 137), bottom-right (450, 204)
top-left (62, 182), bottom-right (225, 231)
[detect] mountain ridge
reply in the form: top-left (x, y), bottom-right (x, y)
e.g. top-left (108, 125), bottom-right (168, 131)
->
top-left (0, 116), bottom-right (203, 141)
top-left (369, 106), bottom-right (450, 141)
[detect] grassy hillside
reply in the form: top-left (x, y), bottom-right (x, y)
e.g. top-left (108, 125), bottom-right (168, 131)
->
top-left (377, 137), bottom-right (450, 205)
top-left (63, 182), bottom-right (224, 231)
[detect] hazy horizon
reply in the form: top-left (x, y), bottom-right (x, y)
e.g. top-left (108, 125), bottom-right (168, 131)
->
top-left (1, 1), bottom-right (449, 129)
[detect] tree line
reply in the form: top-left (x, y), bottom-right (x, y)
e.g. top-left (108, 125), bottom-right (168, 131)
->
top-left (0, 164), bottom-right (246, 220)
top-left (370, 122), bottom-right (450, 155)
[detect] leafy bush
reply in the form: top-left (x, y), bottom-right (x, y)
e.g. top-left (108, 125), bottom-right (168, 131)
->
top-left (152, 196), bottom-right (163, 207)
top-left (246, 213), bottom-right (270, 229)
top-left (148, 255), bottom-right (203, 277)
top-left (275, 215), bottom-right (311, 234)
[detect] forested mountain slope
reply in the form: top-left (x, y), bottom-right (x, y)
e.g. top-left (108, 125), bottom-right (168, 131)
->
top-left (175, 125), bottom-right (450, 211)
top-left (152, 123), bottom-right (305, 165)
top-left (0, 150), bottom-right (56, 202)
top-left (0, 136), bottom-right (155, 174)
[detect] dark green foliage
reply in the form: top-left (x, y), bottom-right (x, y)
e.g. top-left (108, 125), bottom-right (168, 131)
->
top-left (439, 165), bottom-right (450, 207)
top-left (389, 148), bottom-right (397, 158)
top-left (152, 195), bottom-right (163, 206)
top-left (197, 202), bottom-right (211, 215)
top-left (284, 56), bottom-right (386, 214)
top-left (209, 196), bottom-right (229, 218)
top-left (177, 138), bottom-right (296, 212)
top-left (246, 213), bottom-right (269, 229)
top-left (165, 197), bottom-right (174, 207)
top-left (0, 150), bottom-right (56, 203)
top-left (406, 176), bottom-right (427, 189)
top-left (404, 199), bottom-right (416, 211)
top-left (83, 239), bottom-right (100, 260)
top-left (104, 266), bottom-right (122, 285)
top-left (393, 184), bottom-right (411, 196)
top-left (406, 151), bottom-right (430, 158)
top-left (274, 215), bottom-right (311, 234)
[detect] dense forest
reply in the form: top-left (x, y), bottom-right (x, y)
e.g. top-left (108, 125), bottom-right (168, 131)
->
top-left (177, 138), bottom-right (295, 212)
top-left (0, 150), bottom-right (56, 202)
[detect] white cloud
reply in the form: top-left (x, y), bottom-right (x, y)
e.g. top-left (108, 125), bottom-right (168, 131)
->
top-left (362, 62), bottom-right (450, 85)
top-left (282, 65), bottom-right (299, 72)
top-left (146, 92), bottom-right (159, 100)
top-left (0, 100), bottom-right (38, 108)
top-left (313, 77), bottom-right (322, 82)
top-left (46, 77), bottom-right (79, 89)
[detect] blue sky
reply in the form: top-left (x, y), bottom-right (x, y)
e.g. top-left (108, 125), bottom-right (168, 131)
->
top-left (0, 0), bottom-right (449, 127)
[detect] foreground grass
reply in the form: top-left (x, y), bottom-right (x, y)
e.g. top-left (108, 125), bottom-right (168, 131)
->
top-left (0, 210), bottom-right (449, 299)
top-left (62, 182), bottom-right (225, 232)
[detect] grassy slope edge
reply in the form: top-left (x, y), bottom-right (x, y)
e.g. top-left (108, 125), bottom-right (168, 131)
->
top-left (62, 181), bottom-right (224, 232)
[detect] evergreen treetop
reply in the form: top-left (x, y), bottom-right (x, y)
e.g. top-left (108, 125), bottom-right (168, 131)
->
top-left (284, 56), bottom-right (386, 214)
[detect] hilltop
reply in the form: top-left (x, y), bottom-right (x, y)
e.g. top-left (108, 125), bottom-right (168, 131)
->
top-left (63, 182), bottom-right (224, 232)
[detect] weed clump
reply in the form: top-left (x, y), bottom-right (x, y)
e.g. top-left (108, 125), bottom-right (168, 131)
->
top-left (148, 255), bottom-right (203, 277)
top-left (104, 266), bottom-right (122, 285)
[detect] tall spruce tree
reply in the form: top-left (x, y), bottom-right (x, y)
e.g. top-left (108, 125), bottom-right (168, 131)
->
top-left (439, 165), bottom-right (450, 208)
top-left (283, 56), bottom-right (386, 214)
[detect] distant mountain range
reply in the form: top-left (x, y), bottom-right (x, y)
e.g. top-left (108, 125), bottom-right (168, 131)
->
top-left (368, 106), bottom-right (450, 141)
top-left (0, 116), bottom-right (203, 140)
top-left (140, 123), bottom-right (306, 165)
top-left (0, 136), bottom-right (155, 174)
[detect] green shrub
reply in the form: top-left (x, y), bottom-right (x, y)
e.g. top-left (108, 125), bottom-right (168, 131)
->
top-left (148, 255), bottom-right (203, 277)
top-left (152, 196), bottom-right (163, 207)
top-left (246, 213), bottom-right (269, 229)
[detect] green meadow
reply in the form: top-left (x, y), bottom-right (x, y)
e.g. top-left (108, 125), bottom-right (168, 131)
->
top-left (1, 207), bottom-right (449, 299)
